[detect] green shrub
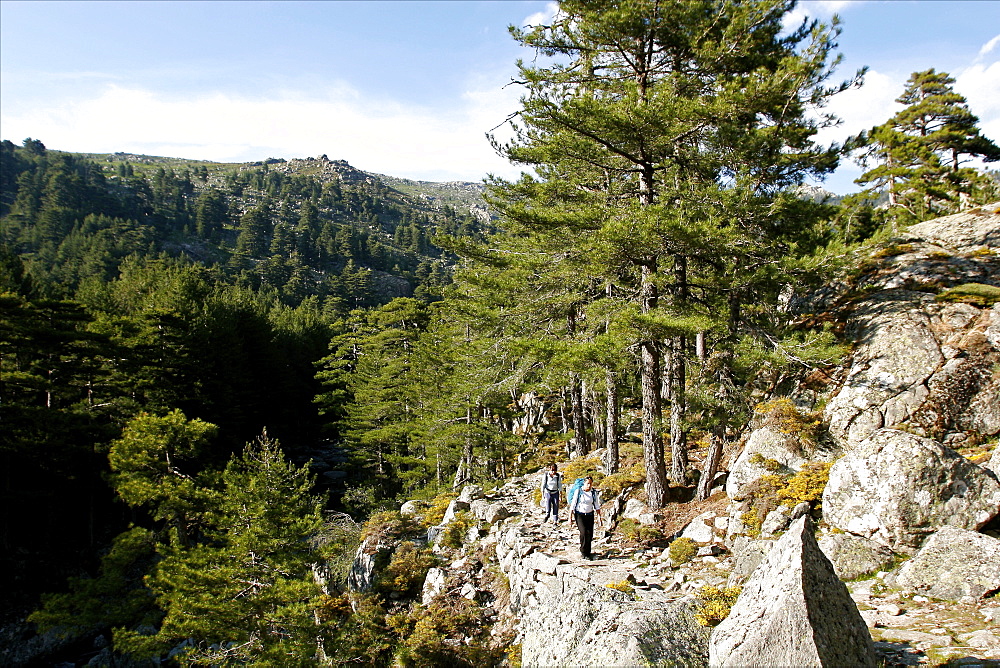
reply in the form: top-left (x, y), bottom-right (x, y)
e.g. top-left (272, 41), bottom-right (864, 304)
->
top-left (389, 596), bottom-right (505, 667)
top-left (605, 579), bottom-right (636, 598)
top-left (361, 510), bottom-right (419, 543)
top-left (421, 492), bottom-right (457, 528)
top-left (740, 509), bottom-right (763, 538)
top-left (616, 517), bottom-right (660, 544)
top-left (739, 474), bottom-right (785, 537)
top-left (668, 537), bottom-right (697, 564)
top-left (749, 453), bottom-right (784, 473)
top-left (378, 541), bottom-right (438, 598)
top-left (777, 462), bottom-right (833, 508)
top-left (440, 510), bottom-right (474, 549)
top-left (754, 398), bottom-right (822, 447)
top-left (694, 585), bottom-right (741, 626)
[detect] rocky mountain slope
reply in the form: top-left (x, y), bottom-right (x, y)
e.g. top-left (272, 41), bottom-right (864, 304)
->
top-left (355, 204), bottom-right (1000, 667)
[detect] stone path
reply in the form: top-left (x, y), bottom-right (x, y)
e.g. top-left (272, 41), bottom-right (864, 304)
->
top-left (465, 472), bottom-right (1000, 667)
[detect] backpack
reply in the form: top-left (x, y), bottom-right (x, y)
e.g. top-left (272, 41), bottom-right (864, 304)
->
top-left (568, 477), bottom-right (586, 506)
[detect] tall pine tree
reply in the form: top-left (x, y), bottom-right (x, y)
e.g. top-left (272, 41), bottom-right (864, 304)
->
top-left (483, 0), bottom-right (859, 506)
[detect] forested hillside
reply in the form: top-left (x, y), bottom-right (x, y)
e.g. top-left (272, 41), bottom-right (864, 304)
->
top-left (2, 0), bottom-right (1000, 664)
top-left (0, 140), bottom-right (487, 617)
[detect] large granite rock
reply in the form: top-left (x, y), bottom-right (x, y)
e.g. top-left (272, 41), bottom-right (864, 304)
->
top-left (825, 292), bottom-right (1000, 450)
top-left (904, 203), bottom-right (1000, 250)
top-left (347, 535), bottom-right (394, 592)
top-left (421, 566), bottom-right (448, 605)
top-left (824, 291), bottom-right (943, 448)
top-left (823, 429), bottom-right (1000, 549)
top-left (680, 511), bottom-right (721, 544)
top-left (520, 578), bottom-right (710, 667)
top-left (727, 538), bottom-right (775, 587)
top-left (820, 206), bottom-right (1000, 448)
top-left (457, 484), bottom-right (484, 504)
top-left (726, 425), bottom-right (810, 501)
top-left (987, 442), bottom-right (1000, 479)
top-left (710, 516), bottom-right (877, 668)
top-left (818, 533), bottom-right (897, 581)
top-left (887, 526), bottom-right (1000, 600)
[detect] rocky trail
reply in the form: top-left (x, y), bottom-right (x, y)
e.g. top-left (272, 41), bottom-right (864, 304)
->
top-left (363, 205), bottom-right (1000, 666)
top-left (411, 465), bottom-right (1000, 667)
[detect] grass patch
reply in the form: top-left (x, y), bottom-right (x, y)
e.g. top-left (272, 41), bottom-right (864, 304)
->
top-left (935, 282), bottom-right (1000, 307)
top-left (617, 517), bottom-right (661, 544)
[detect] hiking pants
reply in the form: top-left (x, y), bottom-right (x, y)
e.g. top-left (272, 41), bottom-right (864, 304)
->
top-left (544, 490), bottom-right (559, 520)
top-left (575, 511), bottom-right (594, 557)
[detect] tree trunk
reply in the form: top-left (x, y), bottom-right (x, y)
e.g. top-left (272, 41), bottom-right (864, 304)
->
top-left (570, 372), bottom-right (589, 457)
top-left (696, 426), bottom-right (724, 501)
top-left (669, 255), bottom-right (689, 483)
top-left (640, 262), bottom-right (668, 508)
top-left (605, 370), bottom-right (620, 474)
top-left (590, 389), bottom-right (605, 458)
top-left (453, 404), bottom-right (474, 490)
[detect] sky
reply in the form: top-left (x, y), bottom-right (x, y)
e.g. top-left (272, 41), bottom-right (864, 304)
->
top-left (1, 1), bottom-right (999, 194)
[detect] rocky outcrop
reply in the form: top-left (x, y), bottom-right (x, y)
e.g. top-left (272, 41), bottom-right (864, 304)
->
top-left (726, 538), bottom-right (775, 587)
top-left (824, 291), bottom-right (945, 447)
top-left (710, 516), bottom-right (877, 667)
top-left (347, 534), bottom-right (394, 592)
top-left (818, 532), bottom-right (897, 581)
top-left (903, 204), bottom-right (1000, 250)
top-left (518, 582), bottom-right (709, 667)
top-left (887, 526), bottom-right (1000, 600)
top-left (725, 425), bottom-right (812, 500)
top-left (823, 206), bottom-right (1000, 450)
top-left (823, 428), bottom-right (1000, 549)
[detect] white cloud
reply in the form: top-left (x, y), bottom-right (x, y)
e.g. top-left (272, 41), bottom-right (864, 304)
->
top-left (522, 2), bottom-right (558, 28)
top-left (956, 59), bottom-right (1000, 147)
top-left (978, 34), bottom-right (1000, 60)
top-left (0, 81), bottom-right (527, 182)
top-left (813, 69), bottom-right (904, 146)
top-left (782, 0), bottom-right (860, 32)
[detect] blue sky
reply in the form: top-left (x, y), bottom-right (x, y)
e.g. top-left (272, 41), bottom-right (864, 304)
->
top-left (1, 1), bottom-right (998, 193)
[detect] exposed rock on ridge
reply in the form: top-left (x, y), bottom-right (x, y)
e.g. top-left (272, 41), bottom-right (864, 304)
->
top-left (822, 204), bottom-right (1000, 449)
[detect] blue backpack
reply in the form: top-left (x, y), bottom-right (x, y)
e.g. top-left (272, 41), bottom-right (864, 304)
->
top-left (568, 477), bottom-right (586, 505)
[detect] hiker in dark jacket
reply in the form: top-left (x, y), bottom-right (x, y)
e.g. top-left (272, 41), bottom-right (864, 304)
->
top-left (569, 476), bottom-right (602, 560)
top-left (539, 463), bottom-right (562, 523)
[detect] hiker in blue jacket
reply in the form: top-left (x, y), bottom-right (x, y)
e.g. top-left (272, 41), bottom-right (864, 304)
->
top-left (539, 463), bottom-right (562, 523)
top-left (569, 476), bottom-right (602, 560)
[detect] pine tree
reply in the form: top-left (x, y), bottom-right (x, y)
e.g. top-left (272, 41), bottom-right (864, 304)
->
top-left (857, 69), bottom-right (1000, 224)
top-left (481, 0), bottom-right (858, 507)
top-left (107, 409), bottom-right (217, 546)
top-left (114, 436), bottom-right (327, 665)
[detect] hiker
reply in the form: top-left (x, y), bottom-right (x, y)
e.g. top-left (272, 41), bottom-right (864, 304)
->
top-left (539, 463), bottom-right (562, 523)
top-left (569, 476), bottom-right (602, 560)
